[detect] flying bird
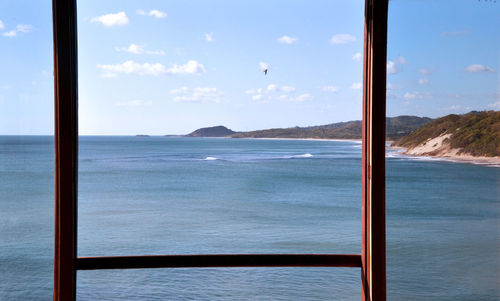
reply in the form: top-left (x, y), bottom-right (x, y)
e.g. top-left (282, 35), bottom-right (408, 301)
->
top-left (263, 69), bottom-right (268, 75)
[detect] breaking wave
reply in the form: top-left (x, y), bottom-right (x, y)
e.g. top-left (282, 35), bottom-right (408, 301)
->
top-left (290, 153), bottom-right (313, 158)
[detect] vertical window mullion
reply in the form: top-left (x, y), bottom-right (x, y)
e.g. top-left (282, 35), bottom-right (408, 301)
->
top-left (53, 0), bottom-right (78, 300)
top-left (361, 0), bottom-right (388, 300)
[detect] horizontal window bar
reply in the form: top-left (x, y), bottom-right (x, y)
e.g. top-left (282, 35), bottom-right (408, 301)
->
top-left (76, 254), bottom-right (361, 270)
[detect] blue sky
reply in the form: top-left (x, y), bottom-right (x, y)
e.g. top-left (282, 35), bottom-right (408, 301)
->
top-left (0, 0), bottom-right (498, 135)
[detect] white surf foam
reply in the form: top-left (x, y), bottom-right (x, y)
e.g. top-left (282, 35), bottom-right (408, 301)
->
top-left (203, 156), bottom-right (218, 161)
top-left (291, 153), bottom-right (313, 158)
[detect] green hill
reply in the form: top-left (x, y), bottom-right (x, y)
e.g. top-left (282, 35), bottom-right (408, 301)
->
top-left (393, 111), bottom-right (500, 157)
top-left (185, 125), bottom-right (235, 137)
top-left (229, 116), bottom-right (432, 140)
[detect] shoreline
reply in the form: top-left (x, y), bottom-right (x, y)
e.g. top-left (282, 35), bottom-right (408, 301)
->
top-left (387, 146), bottom-right (500, 167)
top-left (166, 136), bottom-right (362, 142)
top-left (144, 136), bottom-right (499, 167)
top-left (234, 137), bottom-right (362, 142)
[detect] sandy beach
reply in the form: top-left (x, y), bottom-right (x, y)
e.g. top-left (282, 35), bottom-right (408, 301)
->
top-left (388, 133), bottom-right (500, 166)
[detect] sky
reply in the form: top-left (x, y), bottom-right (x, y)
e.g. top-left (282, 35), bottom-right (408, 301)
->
top-left (0, 0), bottom-right (498, 135)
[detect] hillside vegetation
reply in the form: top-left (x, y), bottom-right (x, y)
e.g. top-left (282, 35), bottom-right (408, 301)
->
top-left (229, 116), bottom-right (432, 140)
top-left (393, 111), bottom-right (500, 157)
top-left (186, 125), bottom-right (235, 137)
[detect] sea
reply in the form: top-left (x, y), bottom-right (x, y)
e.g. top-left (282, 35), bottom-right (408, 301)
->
top-left (0, 136), bottom-right (498, 300)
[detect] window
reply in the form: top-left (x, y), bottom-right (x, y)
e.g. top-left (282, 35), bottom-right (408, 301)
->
top-left (52, 0), bottom-right (388, 300)
top-left (386, 1), bottom-right (500, 299)
top-left (0, 1), bottom-right (55, 298)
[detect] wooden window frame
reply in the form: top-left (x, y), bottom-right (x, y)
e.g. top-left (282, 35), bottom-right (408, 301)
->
top-left (52, 0), bottom-right (387, 300)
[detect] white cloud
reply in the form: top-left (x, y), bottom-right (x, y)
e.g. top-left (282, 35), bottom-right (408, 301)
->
top-left (277, 35), bottom-right (297, 44)
top-left (259, 62), bottom-right (269, 71)
top-left (387, 56), bottom-right (406, 75)
top-left (403, 92), bottom-right (418, 100)
top-left (169, 86), bottom-right (189, 95)
top-left (16, 24), bottom-right (33, 33)
top-left (386, 61), bottom-right (397, 74)
top-left (320, 86), bottom-right (340, 92)
top-left (418, 68), bottom-right (434, 75)
top-left (97, 60), bottom-right (205, 77)
top-left (0, 20), bottom-right (4, 30)
top-left (267, 84), bottom-right (277, 91)
top-left (450, 105), bottom-right (461, 111)
top-left (403, 92), bottom-right (430, 100)
top-left (100, 72), bottom-right (117, 78)
top-left (149, 10), bottom-right (167, 18)
top-left (137, 9), bottom-right (167, 18)
top-left (205, 32), bottom-right (215, 42)
top-left (267, 93), bottom-right (313, 102)
top-left (330, 34), bottom-right (356, 45)
top-left (245, 88), bottom-right (263, 95)
top-left (2, 30), bottom-right (17, 37)
top-left (91, 12), bottom-right (128, 26)
top-left (281, 86), bottom-right (296, 93)
top-left (170, 87), bottom-right (223, 103)
top-left (350, 82), bottom-right (362, 90)
top-left (116, 100), bottom-right (153, 107)
top-left (115, 44), bottom-right (165, 55)
top-left (394, 57), bottom-right (406, 64)
top-left (118, 44), bottom-right (145, 54)
top-left (352, 52), bottom-right (362, 61)
top-left (1, 24), bottom-right (34, 37)
top-left (418, 78), bottom-right (429, 85)
top-left (464, 64), bottom-right (495, 73)
top-left (97, 61), bottom-right (166, 76)
top-left (488, 101), bottom-right (500, 109)
top-left (251, 84), bottom-right (295, 93)
top-left (167, 60), bottom-right (206, 75)
top-left (252, 94), bottom-right (263, 101)
top-left (246, 85), bottom-right (307, 102)
top-left (290, 93), bottom-right (312, 102)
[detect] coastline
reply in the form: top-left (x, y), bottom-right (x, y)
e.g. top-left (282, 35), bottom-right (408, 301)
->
top-left (387, 145), bottom-right (500, 167)
top-left (173, 136), bottom-right (499, 166)
top-left (170, 136), bottom-right (362, 142)
top-left (237, 137), bottom-right (362, 142)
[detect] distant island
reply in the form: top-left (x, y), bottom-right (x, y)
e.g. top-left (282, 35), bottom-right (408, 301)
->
top-left (185, 125), bottom-right (235, 137)
top-left (391, 111), bottom-right (500, 163)
top-left (185, 116), bottom-right (432, 140)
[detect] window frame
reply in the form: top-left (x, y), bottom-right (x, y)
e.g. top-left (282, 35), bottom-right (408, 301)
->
top-left (52, 0), bottom-right (387, 300)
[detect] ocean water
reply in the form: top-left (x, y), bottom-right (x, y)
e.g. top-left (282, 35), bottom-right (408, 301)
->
top-left (0, 136), bottom-right (498, 300)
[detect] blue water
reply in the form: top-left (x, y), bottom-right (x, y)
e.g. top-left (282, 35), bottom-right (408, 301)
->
top-left (0, 136), bottom-right (498, 300)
